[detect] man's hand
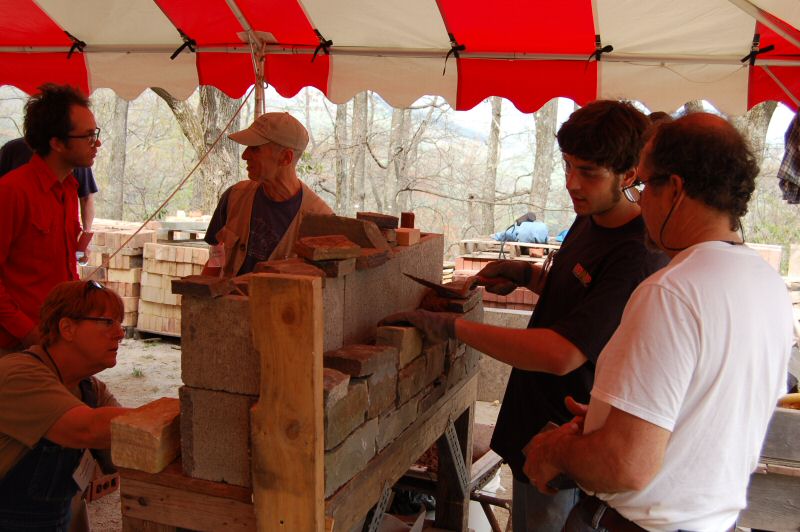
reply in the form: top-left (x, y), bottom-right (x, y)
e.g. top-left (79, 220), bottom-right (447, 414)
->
top-left (477, 260), bottom-right (532, 295)
top-left (380, 310), bottom-right (459, 343)
top-left (523, 420), bottom-right (580, 494)
top-left (565, 396), bottom-right (588, 431)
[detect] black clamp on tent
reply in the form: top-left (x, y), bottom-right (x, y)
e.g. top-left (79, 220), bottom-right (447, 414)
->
top-left (312, 29), bottom-right (333, 62)
top-left (443, 33), bottom-right (466, 75)
top-left (170, 29), bottom-right (197, 60)
top-left (741, 34), bottom-right (774, 66)
top-left (64, 31), bottom-right (86, 60)
top-left (589, 35), bottom-right (613, 62)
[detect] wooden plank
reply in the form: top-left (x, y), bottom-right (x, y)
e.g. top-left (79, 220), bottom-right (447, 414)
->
top-left (120, 462), bottom-right (252, 503)
top-left (435, 403), bottom-right (474, 530)
top-left (122, 516), bottom-right (177, 532)
top-left (120, 477), bottom-right (255, 531)
top-left (299, 214), bottom-right (390, 251)
top-left (356, 211), bottom-right (399, 230)
top-left (761, 407), bottom-right (800, 462)
top-left (111, 397), bottom-right (180, 473)
top-left (739, 469), bottom-right (800, 531)
top-left (249, 274), bottom-right (325, 532)
top-left (325, 373), bottom-right (478, 531)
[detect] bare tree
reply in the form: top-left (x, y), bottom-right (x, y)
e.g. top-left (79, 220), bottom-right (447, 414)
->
top-left (730, 101), bottom-right (778, 166)
top-left (481, 97), bottom-right (502, 234)
top-left (350, 92), bottom-right (369, 213)
top-left (152, 86), bottom-right (241, 214)
top-left (529, 99), bottom-right (558, 220)
top-left (104, 95), bottom-right (129, 219)
top-left (333, 102), bottom-right (349, 212)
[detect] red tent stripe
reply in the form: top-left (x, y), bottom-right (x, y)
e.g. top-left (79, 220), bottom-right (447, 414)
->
top-left (456, 58), bottom-right (597, 113)
top-left (0, 53), bottom-right (89, 95)
top-left (265, 54), bottom-right (330, 100)
top-left (0, 0), bottom-right (71, 46)
top-left (749, 65), bottom-right (799, 112)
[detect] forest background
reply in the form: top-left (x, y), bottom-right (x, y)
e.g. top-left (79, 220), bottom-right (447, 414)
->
top-left (0, 85), bottom-right (797, 268)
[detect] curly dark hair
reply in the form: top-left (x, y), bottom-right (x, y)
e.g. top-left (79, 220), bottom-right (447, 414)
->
top-left (557, 100), bottom-right (650, 174)
top-left (647, 113), bottom-right (758, 231)
top-left (23, 84), bottom-right (90, 157)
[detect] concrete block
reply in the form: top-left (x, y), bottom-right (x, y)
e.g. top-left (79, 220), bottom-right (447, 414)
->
top-left (325, 418), bottom-right (378, 498)
top-left (477, 308), bottom-right (531, 402)
top-left (342, 234), bottom-right (442, 345)
top-left (323, 276), bottom-right (345, 352)
top-left (376, 326), bottom-right (423, 368)
top-left (324, 344), bottom-right (397, 377)
top-left (325, 381), bottom-right (368, 450)
top-left (180, 386), bottom-right (255, 487)
top-left (323, 368), bottom-right (350, 411)
top-left (377, 395), bottom-right (420, 451)
top-left (361, 364), bottom-right (398, 419)
top-left (181, 295), bottom-right (261, 395)
top-left (397, 355), bottom-right (427, 404)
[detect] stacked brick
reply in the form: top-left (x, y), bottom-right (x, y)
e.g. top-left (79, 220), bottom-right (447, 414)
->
top-left (454, 256), bottom-right (536, 310)
top-left (176, 230), bottom-right (485, 498)
top-left (80, 222), bottom-right (157, 327)
top-left (138, 243), bottom-right (208, 336)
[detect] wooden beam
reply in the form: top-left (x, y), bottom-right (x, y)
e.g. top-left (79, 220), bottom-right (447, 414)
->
top-left (299, 214), bottom-right (390, 251)
top-left (249, 273), bottom-right (325, 531)
top-left (325, 374), bottom-right (477, 530)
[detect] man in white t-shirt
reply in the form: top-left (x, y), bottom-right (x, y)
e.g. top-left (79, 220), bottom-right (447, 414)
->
top-left (522, 112), bottom-right (794, 531)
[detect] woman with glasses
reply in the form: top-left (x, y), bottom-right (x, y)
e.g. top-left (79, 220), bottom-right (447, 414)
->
top-left (0, 280), bottom-right (130, 532)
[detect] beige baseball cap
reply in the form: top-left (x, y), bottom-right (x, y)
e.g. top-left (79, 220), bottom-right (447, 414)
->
top-left (228, 112), bottom-right (309, 151)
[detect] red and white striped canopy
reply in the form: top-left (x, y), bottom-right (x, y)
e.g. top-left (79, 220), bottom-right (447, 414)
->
top-left (1, 0), bottom-right (799, 114)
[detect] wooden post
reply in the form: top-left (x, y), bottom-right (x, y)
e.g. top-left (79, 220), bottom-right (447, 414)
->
top-left (249, 273), bottom-right (324, 531)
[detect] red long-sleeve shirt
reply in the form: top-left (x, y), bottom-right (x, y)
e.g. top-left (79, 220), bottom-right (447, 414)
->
top-left (0, 155), bottom-right (80, 348)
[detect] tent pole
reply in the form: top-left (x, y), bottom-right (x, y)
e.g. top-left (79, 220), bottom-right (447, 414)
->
top-left (225, 0), bottom-right (266, 117)
top-left (727, 0), bottom-right (800, 50)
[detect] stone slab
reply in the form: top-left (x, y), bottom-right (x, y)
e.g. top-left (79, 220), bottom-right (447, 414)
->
top-left (397, 355), bottom-right (427, 404)
top-left (377, 395), bottom-right (420, 451)
top-left (376, 326), bottom-right (423, 368)
top-left (325, 381), bottom-right (368, 451)
top-left (323, 368), bottom-right (350, 411)
top-left (324, 418), bottom-right (378, 498)
top-left (361, 364), bottom-right (398, 419)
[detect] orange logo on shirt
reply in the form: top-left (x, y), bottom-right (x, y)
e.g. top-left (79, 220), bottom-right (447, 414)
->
top-left (572, 263), bottom-right (592, 287)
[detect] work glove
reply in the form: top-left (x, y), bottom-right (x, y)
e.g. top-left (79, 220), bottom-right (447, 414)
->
top-left (477, 260), bottom-right (532, 295)
top-left (380, 310), bottom-right (459, 344)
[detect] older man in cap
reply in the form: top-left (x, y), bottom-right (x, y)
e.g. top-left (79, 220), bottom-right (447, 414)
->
top-left (202, 112), bottom-right (333, 277)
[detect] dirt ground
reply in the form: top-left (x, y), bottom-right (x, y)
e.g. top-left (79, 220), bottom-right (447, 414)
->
top-left (86, 337), bottom-right (513, 532)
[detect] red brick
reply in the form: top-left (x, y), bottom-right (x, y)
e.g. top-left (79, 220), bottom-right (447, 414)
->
top-left (324, 344), bottom-right (398, 377)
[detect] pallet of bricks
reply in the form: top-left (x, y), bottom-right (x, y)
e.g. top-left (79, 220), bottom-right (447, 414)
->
top-left (138, 243), bottom-right (209, 336)
top-left (79, 220), bottom-right (157, 329)
top-left (454, 255), bottom-right (537, 310)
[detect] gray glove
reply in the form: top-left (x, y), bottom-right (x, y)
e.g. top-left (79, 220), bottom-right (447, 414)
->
top-left (477, 260), bottom-right (532, 295)
top-left (380, 310), bottom-right (459, 344)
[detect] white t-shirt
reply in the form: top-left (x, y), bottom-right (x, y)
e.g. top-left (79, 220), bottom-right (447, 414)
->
top-left (584, 241), bottom-right (793, 531)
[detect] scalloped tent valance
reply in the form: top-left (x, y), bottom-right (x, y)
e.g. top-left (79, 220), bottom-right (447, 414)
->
top-left (1, 0), bottom-right (799, 114)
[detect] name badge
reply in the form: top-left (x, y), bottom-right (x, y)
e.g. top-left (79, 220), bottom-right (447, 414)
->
top-left (73, 449), bottom-right (96, 493)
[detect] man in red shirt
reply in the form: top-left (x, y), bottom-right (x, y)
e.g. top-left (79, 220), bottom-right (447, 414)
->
top-left (0, 84), bottom-right (102, 353)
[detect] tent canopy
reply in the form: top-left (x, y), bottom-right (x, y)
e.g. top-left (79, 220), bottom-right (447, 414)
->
top-left (1, 0), bottom-right (799, 114)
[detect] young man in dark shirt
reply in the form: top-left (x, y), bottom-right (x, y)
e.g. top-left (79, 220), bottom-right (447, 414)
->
top-left (384, 100), bottom-right (668, 531)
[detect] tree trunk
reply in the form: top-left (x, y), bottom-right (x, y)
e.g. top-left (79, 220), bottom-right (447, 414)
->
top-left (334, 102), bottom-right (349, 213)
top-left (730, 101), bottom-right (778, 167)
top-left (529, 99), bottom-right (558, 220)
top-left (683, 100), bottom-right (705, 114)
top-left (480, 97), bottom-right (502, 234)
top-left (350, 92), bottom-right (369, 214)
top-left (107, 96), bottom-right (129, 219)
top-left (152, 86), bottom-right (241, 214)
top-left (386, 108), bottom-right (409, 215)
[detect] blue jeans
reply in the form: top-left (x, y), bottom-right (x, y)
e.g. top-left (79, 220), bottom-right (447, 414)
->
top-left (512, 478), bottom-right (580, 532)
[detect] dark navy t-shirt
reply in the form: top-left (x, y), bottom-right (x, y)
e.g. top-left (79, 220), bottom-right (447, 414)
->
top-left (204, 184), bottom-right (303, 275)
top-left (0, 138), bottom-right (98, 198)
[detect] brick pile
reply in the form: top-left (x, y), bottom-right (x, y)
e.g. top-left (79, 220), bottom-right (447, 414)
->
top-left (80, 221), bottom-right (158, 327)
top-left (175, 224), bottom-right (482, 497)
top-left (138, 243), bottom-right (208, 336)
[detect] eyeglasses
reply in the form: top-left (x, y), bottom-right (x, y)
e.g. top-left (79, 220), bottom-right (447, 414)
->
top-left (75, 316), bottom-right (123, 329)
top-left (622, 180), bottom-right (645, 203)
top-left (67, 127), bottom-right (101, 146)
top-left (85, 280), bottom-right (104, 292)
